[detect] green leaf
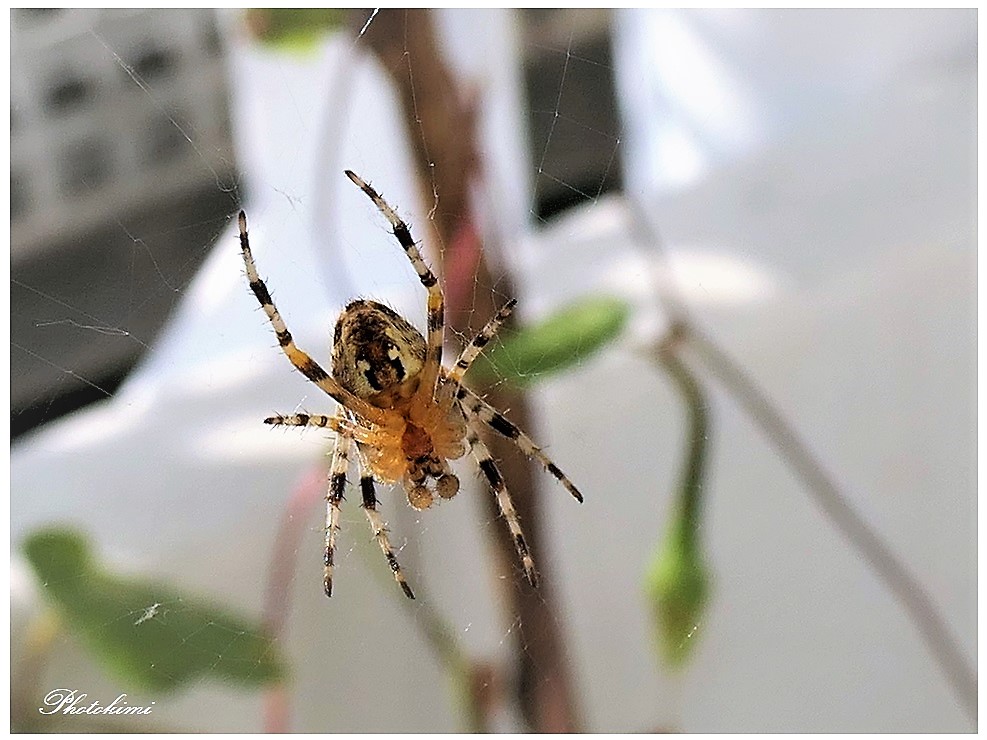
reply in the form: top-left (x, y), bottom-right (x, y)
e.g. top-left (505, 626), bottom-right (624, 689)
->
top-left (23, 528), bottom-right (286, 693)
top-left (473, 295), bottom-right (629, 387)
top-left (246, 9), bottom-right (344, 54)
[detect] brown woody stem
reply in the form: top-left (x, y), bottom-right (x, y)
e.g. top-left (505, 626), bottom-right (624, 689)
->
top-left (357, 9), bottom-right (582, 731)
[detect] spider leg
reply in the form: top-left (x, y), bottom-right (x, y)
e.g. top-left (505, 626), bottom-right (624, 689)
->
top-left (467, 423), bottom-right (539, 587)
top-left (355, 446), bottom-right (415, 599)
top-left (265, 412), bottom-right (336, 428)
top-left (446, 298), bottom-right (517, 386)
top-left (458, 387), bottom-right (584, 503)
top-left (264, 413), bottom-right (375, 444)
top-left (324, 421), bottom-right (352, 598)
top-left (344, 171), bottom-right (445, 399)
top-left (238, 211), bottom-right (390, 427)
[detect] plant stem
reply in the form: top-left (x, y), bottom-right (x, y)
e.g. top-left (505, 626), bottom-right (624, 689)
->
top-left (358, 9), bottom-right (583, 731)
top-left (682, 323), bottom-right (977, 722)
top-left (261, 464), bottom-right (327, 733)
top-left (393, 579), bottom-right (493, 733)
top-left (653, 337), bottom-right (709, 554)
top-left (11, 609), bottom-right (61, 732)
top-left (629, 198), bottom-right (976, 723)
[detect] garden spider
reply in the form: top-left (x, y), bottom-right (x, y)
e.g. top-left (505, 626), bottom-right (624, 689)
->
top-left (239, 170), bottom-right (583, 599)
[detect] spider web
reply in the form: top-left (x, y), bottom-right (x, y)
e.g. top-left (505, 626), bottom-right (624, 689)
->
top-left (10, 8), bottom-right (978, 734)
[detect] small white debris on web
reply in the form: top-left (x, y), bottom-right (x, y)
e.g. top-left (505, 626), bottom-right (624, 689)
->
top-left (133, 603), bottom-right (162, 626)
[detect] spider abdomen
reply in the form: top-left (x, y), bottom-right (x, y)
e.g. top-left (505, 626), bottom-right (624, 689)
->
top-left (332, 299), bottom-right (426, 406)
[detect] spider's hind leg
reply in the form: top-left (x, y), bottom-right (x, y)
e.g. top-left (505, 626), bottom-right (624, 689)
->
top-left (324, 424), bottom-right (352, 598)
top-left (446, 297), bottom-right (517, 387)
top-left (466, 424), bottom-right (538, 587)
top-left (356, 446), bottom-right (415, 599)
top-left (458, 387), bottom-right (583, 503)
top-left (237, 211), bottom-right (389, 427)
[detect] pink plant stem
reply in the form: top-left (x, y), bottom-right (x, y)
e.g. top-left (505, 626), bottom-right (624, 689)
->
top-left (445, 217), bottom-right (484, 318)
top-left (262, 463), bottom-right (327, 733)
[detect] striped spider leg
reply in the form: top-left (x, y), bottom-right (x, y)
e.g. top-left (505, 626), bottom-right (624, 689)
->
top-left (355, 441), bottom-right (416, 599)
top-left (445, 298), bottom-right (517, 386)
top-left (465, 423), bottom-right (539, 586)
top-left (455, 386), bottom-right (583, 504)
top-left (344, 170), bottom-right (445, 402)
top-left (443, 296), bottom-right (583, 504)
top-left (269, 411), bottom-right (414, 599)
top-left (440, 297), bottom-right (584, 586)
top-left (324, 416), bottom-right (351, 598)
top-left (238, 212), bottom-right (392, 429)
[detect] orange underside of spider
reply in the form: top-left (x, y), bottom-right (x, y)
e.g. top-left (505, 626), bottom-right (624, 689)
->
top-left (348, 370), bottom-right (468, 498)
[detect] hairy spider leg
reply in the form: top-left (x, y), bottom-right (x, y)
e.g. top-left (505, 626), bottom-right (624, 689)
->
top-left (238, 211), bottom-right (391, 428)
top-left (344, 171), bottom-right (445, 402)
top-left (445, 298), bottom-right (517, 386)
top-left (264, 412), bottom-right (374, 444)
top-left (324, 422), bottom-right (351, 597)
top-left (356, 444), bottom-right (415, 599)
top-left (466, 424), bottom-right (538, 587)
top-left (457, 386), bottom-right (583, 503)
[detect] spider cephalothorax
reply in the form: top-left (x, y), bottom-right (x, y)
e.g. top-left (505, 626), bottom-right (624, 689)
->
top-left (239, 170), bottom-right (583, 599)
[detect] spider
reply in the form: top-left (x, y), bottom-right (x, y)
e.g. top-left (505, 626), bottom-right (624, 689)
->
top-left (238, 170), bottom-right (583, 599)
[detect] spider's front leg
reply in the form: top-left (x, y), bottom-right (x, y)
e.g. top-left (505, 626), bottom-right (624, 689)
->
top-left (237, 211), bottom-right (390, 427)
top-left (344, 170), bottom-right (445, 398)
top-left (457, 387), bottom-right (583, 503)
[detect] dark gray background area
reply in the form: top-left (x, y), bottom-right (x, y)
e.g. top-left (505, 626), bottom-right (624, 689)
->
top-left (11, 189), bottom-right (235, 438)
